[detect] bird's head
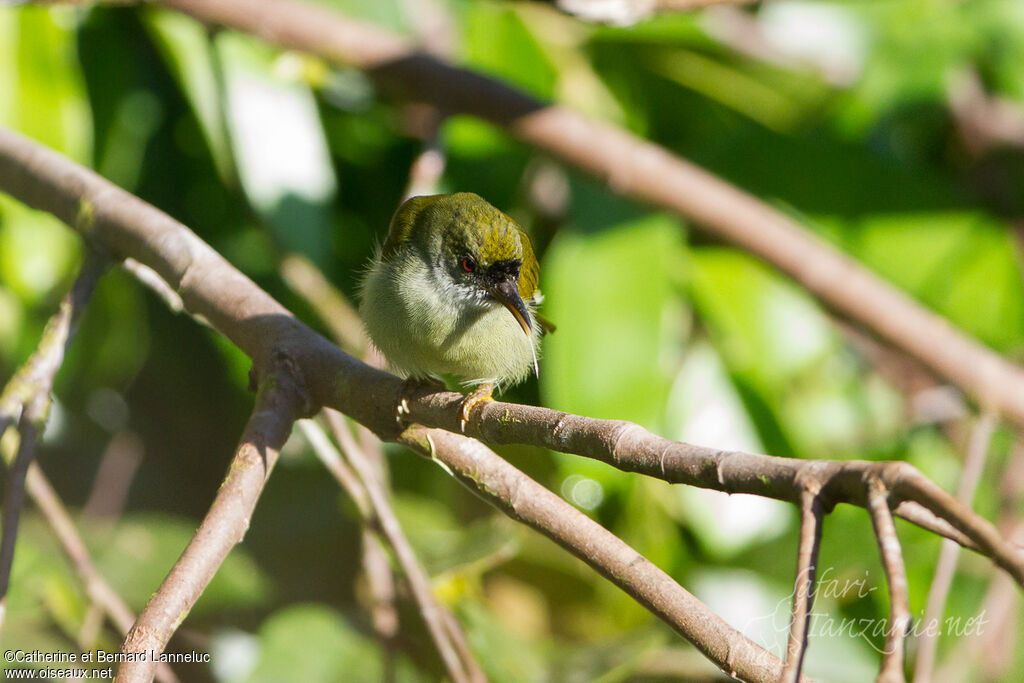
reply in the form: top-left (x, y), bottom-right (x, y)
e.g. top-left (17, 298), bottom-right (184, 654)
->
top-left (383, 193), bottom-right (538, 337)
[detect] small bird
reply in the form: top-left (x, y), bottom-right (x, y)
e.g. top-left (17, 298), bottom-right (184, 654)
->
top-left (359, 192), bottom-right (548, 427)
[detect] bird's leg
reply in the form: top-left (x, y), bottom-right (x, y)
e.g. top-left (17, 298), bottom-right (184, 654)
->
top-left (396, 376), bottom-right (447, 427)
top-left (460, 382), bottom-right (494, 433)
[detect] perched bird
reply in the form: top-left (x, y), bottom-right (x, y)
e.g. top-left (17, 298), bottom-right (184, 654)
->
top-left (359, 192), bottom-right (549, 425)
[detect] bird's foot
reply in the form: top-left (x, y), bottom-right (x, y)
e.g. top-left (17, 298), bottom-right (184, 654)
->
top-left (460, 382), bottom-right (494, 433)
top-left (396, 376), bottom-right (447, 427)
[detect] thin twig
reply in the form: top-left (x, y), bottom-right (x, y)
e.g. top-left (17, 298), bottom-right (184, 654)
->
top-left (301, 418), bottom-right (482, 683)
top-left (117, 359), bottom-right (306, 682)
top-left (303, 412), bottom-right (369, 511)
top-left (867, 481), bottom-right (911, 683)
top-left (122, 257), bottom-right (187, 316)
top-left (930, 435), bottom-right (1024, 683)
top-left (279, 253), bottom-right (368, 357)
top-left (891, 501), bottom-right (978, 552)
top-left (913, 412), bottom-right (998, 683)
top-left (298, 412), bottom-right (401, 678)
top-left (0, 251), bottom-right (105, 630)
top-left (781, 489), bottom-right (824, 683)
top-left (0, 410), bottom-right (42, 630)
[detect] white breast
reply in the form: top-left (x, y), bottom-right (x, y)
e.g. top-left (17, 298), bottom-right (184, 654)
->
top-left (359, 253), bottom-right (539, 387)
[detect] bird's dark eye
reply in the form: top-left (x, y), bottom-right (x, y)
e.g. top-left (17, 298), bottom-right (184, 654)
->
top-left (461, 257), bottom-right (476, 273)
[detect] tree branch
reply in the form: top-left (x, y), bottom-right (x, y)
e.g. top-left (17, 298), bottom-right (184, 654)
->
top-left (116, 358), bottom-right (307, 682)
top-left (407, 392), bottom-right (1024, 585)
top-left (867, 481), bottom-right (911, 683)
top-left (781, 489), bottom-right (823, 683)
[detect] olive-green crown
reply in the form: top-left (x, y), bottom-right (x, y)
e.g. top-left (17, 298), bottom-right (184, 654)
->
top-left (383, 193), bottom-right (539, 300)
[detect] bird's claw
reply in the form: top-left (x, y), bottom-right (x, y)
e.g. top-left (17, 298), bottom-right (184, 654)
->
top-left (459, 383), bottom-right (494, 433)
top-left (396, 376), bottom-right (447, 428)
top-left (396, 397), bottom-right (411, 427)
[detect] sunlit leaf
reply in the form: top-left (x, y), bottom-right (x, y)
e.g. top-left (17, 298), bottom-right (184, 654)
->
top-left (247, 605), bottom-right (382, 683)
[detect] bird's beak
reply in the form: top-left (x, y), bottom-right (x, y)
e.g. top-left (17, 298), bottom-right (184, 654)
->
top-left (488, 278), bottom-right (532, 337)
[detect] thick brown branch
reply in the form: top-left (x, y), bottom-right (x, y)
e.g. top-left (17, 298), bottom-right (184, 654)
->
top-left (399, 425), bottom-right (793, 682)
top-left (116, 362), bottom-right (305, 682)
top-left (150, 0), bottom-right (1024, 431)
top-left (408, 392), bottom-right (1024, 585)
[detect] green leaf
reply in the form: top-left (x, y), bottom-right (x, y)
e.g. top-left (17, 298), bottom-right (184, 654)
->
top-left (541, 214), bottom-right (687, 429)
top-left (0, 195), bottom-right (81, 303)
top-left (689, 248), bottom-right (834, 392)
top-left (461, 3), bottom-right (557, 99)
top-left (144, 9), bottom-right (234, 182)
top-left (848, 211), bottom-right (1024, 351)
top-left (0, 5), bottom-right (91, 162)
top-left (90, 513), bottom-right (271, 616)
top-left (247, 605), bottom-right (382, 683)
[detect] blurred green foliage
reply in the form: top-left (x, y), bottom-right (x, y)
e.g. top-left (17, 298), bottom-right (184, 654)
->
top-left (2, 0), bottom-right (1024, 681)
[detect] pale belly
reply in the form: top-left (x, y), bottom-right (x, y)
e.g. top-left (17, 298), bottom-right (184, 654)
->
top-left (359, 257), bottom-right (538, 386)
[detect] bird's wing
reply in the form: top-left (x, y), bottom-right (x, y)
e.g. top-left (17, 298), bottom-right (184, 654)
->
top-left (381, 195), bottom-right (444, 261)
top-left (516, 223), bottom-right (540, 301)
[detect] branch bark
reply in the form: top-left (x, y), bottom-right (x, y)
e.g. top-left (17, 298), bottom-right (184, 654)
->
top-left (867, 481), bottom-right (911, 683)
top-left (150, 0), bottom-right (1024, 431)
top-left (781, 490), bottom-right (823, 683)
